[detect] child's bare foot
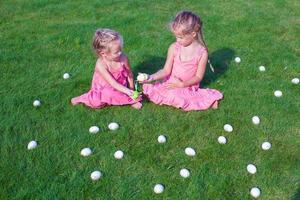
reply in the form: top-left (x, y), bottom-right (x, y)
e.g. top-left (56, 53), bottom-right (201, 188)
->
top-left (212, 101), bottom-right (218, 109)
top-left (131, 102), bottom-right (142, 110)
top-left (71, 98), bottom-right (77, 105)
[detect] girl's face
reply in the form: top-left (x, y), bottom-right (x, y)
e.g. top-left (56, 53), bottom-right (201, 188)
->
top-left (173, 28), bottom-right (196, 47)
top-left (102, 40), bottom-right (123, 61)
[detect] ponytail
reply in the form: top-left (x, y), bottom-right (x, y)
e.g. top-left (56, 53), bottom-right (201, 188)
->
top-left (197, 27), bottom-right (214, 72)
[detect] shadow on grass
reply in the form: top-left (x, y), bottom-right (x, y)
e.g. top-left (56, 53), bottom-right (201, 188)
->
top-left (293, 188), bottom-right (300, 200)
top-left (202, 47), bottom-right (235, 87)
top-left (133, 56), bottom-right (164, 76)
top-left (133, 47), bottom-right (235, 87)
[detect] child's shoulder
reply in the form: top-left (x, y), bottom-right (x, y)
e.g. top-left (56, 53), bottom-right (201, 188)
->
top-left (196, 43), bottom-right (208, 52)
top-left (96, 58), bottom-right (106, 67)
top-left (95, 58), bottom-right (109, 72)
top-left (169, 42), bottom-right (179, 50)
top-left (195, 44), bottom-right (208, 62)
top-left (167, 42), bottom-right (180, 54)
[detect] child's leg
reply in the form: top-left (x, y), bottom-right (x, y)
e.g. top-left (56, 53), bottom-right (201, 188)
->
top-left (131, 102), bottom-right (142, 110)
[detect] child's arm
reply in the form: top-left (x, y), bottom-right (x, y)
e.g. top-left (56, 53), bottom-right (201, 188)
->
top-left (147, 44), bottom-right (176, 81)
top-left (166, 50), bottom-right (208, 89)
top-left (96, 59), bottom-right (133, 96)
top-left (123, 55), bottom-right (134, 90)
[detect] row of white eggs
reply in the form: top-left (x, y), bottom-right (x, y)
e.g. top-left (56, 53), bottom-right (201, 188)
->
top-left (88, 122), bottom-right (119, 134)
top-left (32, 87), bottom-right (286, 109)
top-left (152, 184), bottom-right (261, 197)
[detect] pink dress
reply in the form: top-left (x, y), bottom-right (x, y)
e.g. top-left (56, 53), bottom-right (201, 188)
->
top-left (143, 43), bottom-right (223, 111)
top-left (71, 60), bottom-right (141, 108)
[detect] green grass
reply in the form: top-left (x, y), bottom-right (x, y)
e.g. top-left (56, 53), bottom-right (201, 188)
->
top-left (1, 0), bottom-right (300, 199)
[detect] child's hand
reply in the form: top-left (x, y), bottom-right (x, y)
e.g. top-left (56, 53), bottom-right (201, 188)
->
top-left (138, 73), bottom-right (153, 83)
top-left (124, 89), bottom-right (140, 100)
top-left (165, 76), bottom-right (184, 89)
top-left (137, 73), bottom-right (149, 82)
top-left (131, 91), bottom-right (140, 100)
top-left (124, 89), bottom-right (134, 97)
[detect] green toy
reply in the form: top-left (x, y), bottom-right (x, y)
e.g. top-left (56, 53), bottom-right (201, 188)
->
top-left (132, 91), bottom-right (139, 100)
top-left (131, 80), bottom-right (141, 100)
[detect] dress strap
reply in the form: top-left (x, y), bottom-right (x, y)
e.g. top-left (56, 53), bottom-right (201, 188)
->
top-left (196, 46), bottom-right (208, 63)
top-left (173, 42), bottom-right (181, 58)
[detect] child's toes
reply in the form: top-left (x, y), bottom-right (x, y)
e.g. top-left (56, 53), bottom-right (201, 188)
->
top-left (131, 102), bottom-right (142, 110)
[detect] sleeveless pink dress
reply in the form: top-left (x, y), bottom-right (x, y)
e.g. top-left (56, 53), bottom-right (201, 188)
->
top-left (143, 43), bottom-right (223, 111)
top-left (71, 60), bottom-right (141, 108)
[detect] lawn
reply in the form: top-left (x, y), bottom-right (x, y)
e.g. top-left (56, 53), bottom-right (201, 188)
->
top-left (1, 0), bottom-right (299, 199)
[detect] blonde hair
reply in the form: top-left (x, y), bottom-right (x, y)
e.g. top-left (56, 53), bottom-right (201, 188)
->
top-left (171, 11), bottom-right (214, 72)
top-left (171, 11), bottom-right (207, 48)
top-left (92, 28), bottom-right (123, 56)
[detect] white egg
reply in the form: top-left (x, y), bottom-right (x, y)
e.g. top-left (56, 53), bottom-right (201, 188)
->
top-left (291, 78), bottom-right (299, 84)
top-left (33, 100), bottom-right (41, 107)
top-left (235, 57), bottom-right (241, 63)
top-left (137, 73), bottom-right (149, 82)
top-left (261, 142), bottom-right (271, 150)
top-left (250, 187), bottom-right (261, 198)
top-left (153, 184), bottom-right (164, 194)
top-left (108, 122), bottom-right (119, 130)
top-left (63, 73), bottom-right (70, 79)
top-left (252, 116), bottom-right (260, 125)
top-left (27, 140), bottom-right (38, 150)
top-left (90, 171), bottom-right (102, 181)
top-left (157, 135), bottom-right (167, 143)
top-left (184, 147), bottom-right (196, 156)
top-left (223, 124), bottom-right (233, 132)
top-left (218, 136), bottom-right (227, 144)
top-left (274, 90), bottom-right (282, 97)
top-left (180, 168), bottom-right (190, 178)
top-left (259, 66), bottom-right (266, 72)
top-left (89, 126), bottom-right (99, 134)
top-left (114, 150), bottom-right (124, 159)
top-left (247, 164), bottom-right (257, 174)
top-left (80, 148), bottom-right (92, 157)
